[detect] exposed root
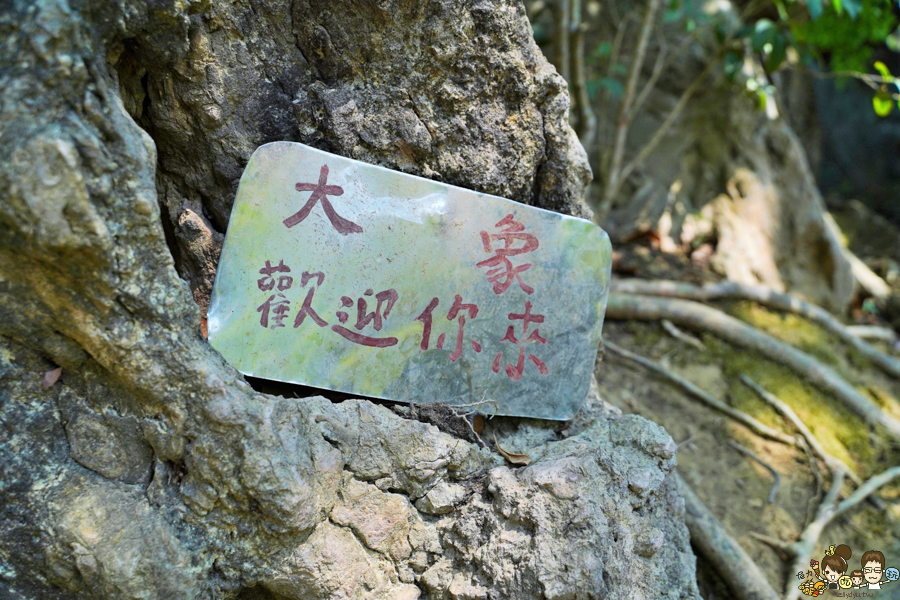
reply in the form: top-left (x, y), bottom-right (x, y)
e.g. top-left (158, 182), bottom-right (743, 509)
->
top-left (604, 341), bottom-right (797, 445)
top-left (677, 473), bottom-right (781, 600)
top-left (748, 465), bottom-right (900, 600)
top-left (610, 279), bottom-right (900, 380)
top-left (728, 440), bottom-right (781, 504)
top-left (662, 318), bottom-right (707, 351)
top-left (739, 375), bottom-right (861, 486)
top-left (605, 293), bottom-right (900, 442)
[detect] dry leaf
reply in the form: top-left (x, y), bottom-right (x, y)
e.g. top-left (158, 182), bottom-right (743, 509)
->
top-left (42, 367), bottom-right (62, 389)
top-left (472, 414), bottom-right (484, 434)
top-left (493, 433), bottom-right (531, 466)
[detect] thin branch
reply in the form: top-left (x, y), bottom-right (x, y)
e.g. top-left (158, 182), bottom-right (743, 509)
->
top-left (615, 56), bottom-right (717, 188)
top-left (598, 0), bottom-right (661, 220)
top-left (604, 341), bottom-right (798, 445)
top-left (549, 0), bottom-right (571, 83)
top-left (631, 37), bottom-right (668, 118)
top-left (570, 0), bottom-right (597, 152)
top-left (728, 440), bottom-right (782, 504)
top-left (597, 10), bottom-right (638, 160)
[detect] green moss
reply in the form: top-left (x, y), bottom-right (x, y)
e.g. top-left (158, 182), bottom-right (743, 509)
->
top-left (625, 319), bottom-right (667, 349)
top-left (721, 301), bottom-right (841, 366)
top-left (704, 335), bottom-right (870, 468)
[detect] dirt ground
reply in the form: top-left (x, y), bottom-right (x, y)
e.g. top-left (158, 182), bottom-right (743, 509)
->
top-left (597, 242), bottom-right (900, 599)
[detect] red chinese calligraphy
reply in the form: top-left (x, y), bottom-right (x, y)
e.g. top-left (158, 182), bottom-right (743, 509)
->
top-left (332, 288), bottom-right (399, 348)
top-left (446, 295), bottom-right (481, 362)
top-left (293, 271), bottom-right (327, 328)
top-left (477, 214), bottom-right (539, 295)
top-left (492, 300), bottom-right (548, 380)
top-left (257, 259), bottom-right (293, 291)
top-left (257, 259), bottom-right (292, 328)
top-left (283, 164), bottom-right (363, 235)
top-left (414, 296), bottom-right (482, 360)
top-left (414, 297), bottom-right (439, 351)
top-left (257, 293), bottom-right (291, 328)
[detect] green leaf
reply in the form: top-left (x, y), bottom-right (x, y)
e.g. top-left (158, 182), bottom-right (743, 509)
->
top-left (765, 33), bottom-right (787, 71)
top-left (832, 0), bottom-right (842, 15)
top-left (751, 20), bottom-right (777, 52)
top-left (873, 91), bottom-right (894, 117)
top-left (594, 42), bottom-right (612, 58)
top-left (807, 0), bottom-right (823, 19)
top-left (597, 77), bottom-right (624, 97)
top-left (723, 52), bottom-right (743, 80)
top-left (842, 0), bottom-right (862, 18)
top-left (664, 9), bottom-right (682, 23)
top-left (874, 60), bottom-right (894, 82)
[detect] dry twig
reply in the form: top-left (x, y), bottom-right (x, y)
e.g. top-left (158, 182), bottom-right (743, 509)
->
top-left (661, 318), bottom-right (707, 351)
top-left (749, 465), bottom-right (900, 600)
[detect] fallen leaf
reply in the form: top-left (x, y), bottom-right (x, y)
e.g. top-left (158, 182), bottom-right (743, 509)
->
top-left (493, 433), bottom-right (531, 466)
top-left (472, 414), bottom-right (484, 434)
top-left (42, 367), bottom-right (62, 389)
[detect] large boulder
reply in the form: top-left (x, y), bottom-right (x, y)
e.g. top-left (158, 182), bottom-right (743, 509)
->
top-left (0, 0), bottom-right (698, 598)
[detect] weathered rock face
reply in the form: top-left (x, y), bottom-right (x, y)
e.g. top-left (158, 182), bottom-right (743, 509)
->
top-left (0, 1), bottom-right (698, 598)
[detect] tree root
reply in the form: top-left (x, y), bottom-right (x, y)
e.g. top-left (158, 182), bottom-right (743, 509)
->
top-left (662, 319), bottom-right (707, 350)
top-left (604, 341), bottom-right (796, 445)
top-left (751, 465), bottom-right (900, 600)
top-left (677, 473), bottom-right (781, 600)
top-left (605, 293), bottom-right (900, 443)
top-left (739, 375), bottom-right (861, 486)
top-left (610, 279), bottom-right (900, 380)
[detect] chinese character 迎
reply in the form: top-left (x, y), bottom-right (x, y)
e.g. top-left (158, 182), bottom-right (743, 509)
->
top-left (331, 288), bottom-right (399, 347)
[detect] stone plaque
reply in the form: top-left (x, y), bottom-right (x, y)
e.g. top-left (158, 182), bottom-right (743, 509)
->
top-left (208, 142), bottom-right (611, 419)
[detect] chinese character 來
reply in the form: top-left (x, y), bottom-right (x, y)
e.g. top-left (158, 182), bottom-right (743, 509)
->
top-left (492, 300), bottom-right (548, 380)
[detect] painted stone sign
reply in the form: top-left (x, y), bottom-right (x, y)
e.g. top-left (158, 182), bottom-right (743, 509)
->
top-left (208, 142), bottom-right (612, 420)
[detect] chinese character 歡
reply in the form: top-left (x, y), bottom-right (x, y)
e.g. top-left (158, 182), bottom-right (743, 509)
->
top-left (294, 271), bottom-right (327, 328)
top-left (257, 259), bottom-right (293, 292)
